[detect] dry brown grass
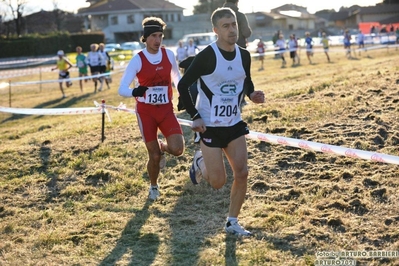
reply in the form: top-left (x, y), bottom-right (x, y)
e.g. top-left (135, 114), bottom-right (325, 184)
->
top-left (1, 46), bottom-right (399, 266)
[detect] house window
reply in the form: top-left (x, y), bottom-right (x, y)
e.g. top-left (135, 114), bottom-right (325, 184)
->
top-left (111, 16), bottom-right (118, 25)
top-left (177, 14), bottom-right (181, 22)
top-left (127, 15), bottom-right (134, 24)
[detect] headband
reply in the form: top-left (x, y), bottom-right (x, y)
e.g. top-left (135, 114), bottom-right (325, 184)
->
top-left (143, 25), bottom-right (163, 38)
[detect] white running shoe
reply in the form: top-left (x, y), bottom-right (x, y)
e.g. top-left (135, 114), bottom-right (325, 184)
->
top-left (189, 150), bottom-right (203, 184)
top-left (158, 140), bottom-right (166, 169)
top-left (225, 220), bottom-right (252, 236)
top-left (149, 186), bottom-right (160, 200)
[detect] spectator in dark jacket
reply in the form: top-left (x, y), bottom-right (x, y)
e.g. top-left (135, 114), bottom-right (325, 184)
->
top-left (222, 0), bottom-right (252, 48)
top-left (223, 0), bottom-right (252, 108)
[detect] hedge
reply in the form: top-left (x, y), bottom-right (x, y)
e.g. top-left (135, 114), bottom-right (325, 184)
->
top-left (0, 32), bottom-right (105, 58)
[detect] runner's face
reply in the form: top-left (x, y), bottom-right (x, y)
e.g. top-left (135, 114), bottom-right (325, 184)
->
top-left (215, 16), bottom-right (237, 45)
top-left (146, 32), bottom-right (163, 54)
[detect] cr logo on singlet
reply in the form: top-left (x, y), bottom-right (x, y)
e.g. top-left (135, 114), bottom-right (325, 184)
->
top-left (220, 84), bottom-right (237, 94)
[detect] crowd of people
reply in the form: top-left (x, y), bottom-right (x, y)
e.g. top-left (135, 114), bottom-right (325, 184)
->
top-left (52, 42), bottom-right (113, 98)
top-left (250, 25), bottom-right (398, 69)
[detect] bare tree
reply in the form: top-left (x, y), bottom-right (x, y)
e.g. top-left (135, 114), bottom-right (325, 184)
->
top-left (1, 0), bottom-right (30, 36)
top-left (52, 0), bottom-right (63, 31)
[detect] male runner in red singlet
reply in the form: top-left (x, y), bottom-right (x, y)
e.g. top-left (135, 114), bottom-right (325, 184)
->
top-left (118, 17), bottom-right (184, 200)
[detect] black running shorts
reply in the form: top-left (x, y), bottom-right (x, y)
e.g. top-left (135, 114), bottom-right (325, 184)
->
top-left (199, 121), bottom-right (249, 148)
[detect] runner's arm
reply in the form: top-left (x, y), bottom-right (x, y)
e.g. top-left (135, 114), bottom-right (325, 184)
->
top-left (177, 47), bottom-right (214, 119)
top-left (118, 55), bottom-right (142, 98)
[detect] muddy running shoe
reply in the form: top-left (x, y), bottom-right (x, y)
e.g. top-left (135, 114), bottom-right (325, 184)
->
top-left (189, 150), bottom-right (203, 184)
top-left (225, 220), bottom-right (252, 236)
top-left (149, 186), bottom-right (160, 200)
top-left (159, 140), bottom-right (166, 169)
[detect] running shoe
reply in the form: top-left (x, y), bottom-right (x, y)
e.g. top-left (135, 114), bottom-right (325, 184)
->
top-left (225, 220), bottom-right (252, 236)
top-left (149, 186), bottom-right (160, 200)
top-left (189, 150), bottom-right (203, 184)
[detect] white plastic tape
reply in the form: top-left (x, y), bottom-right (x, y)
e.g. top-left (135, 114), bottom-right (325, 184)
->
top-left (0, 63), bottom-right (127, 81)
top-left (1, 102), bottom-right (399, 165)
top-left (106, 104), bottom-right (399, 165)
top-left (246, 131), bottom-right (399, 165)
top-left (8, 69), bottom-right (125, 86)
top-left (0, 106), bottom-right (103, 116)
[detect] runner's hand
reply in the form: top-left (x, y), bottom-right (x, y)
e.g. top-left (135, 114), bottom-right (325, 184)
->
top-left (249, 91), bottom-right (265, 103)
top-left (132, 86), bottom-right (148, 97)
top-left (192, 118), bottom-right (206, 133)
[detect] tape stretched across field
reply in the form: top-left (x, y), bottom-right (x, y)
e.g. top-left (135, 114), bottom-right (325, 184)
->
top-left (1, 103), bottom-right (399, 165)
top-left (0, 104), bottom-right (112, 122)
top-left (101, 103), bottom-right (399, 165)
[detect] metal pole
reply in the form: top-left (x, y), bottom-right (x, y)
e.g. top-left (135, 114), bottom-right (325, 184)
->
top-left (8, 80), bottom-right (11, 107)
top-left (40, 67), bottom-right (42, 92)
top-left (101, 99), bottom-right (105, 143)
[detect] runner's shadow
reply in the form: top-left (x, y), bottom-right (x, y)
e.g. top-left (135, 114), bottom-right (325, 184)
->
top-left (256, 231), bottom-right (309, 258)
top-left (165, 140), bottom-right (238, 264)
top-left (0, 93), bottom-right (93, 124)
top-left (99, 199), bottom-right (160, 266)
top-left (225, 234), bottom-right (238, 266)
top-left (35, 93), bottom-right (92, 109)
top-left (34, 93), bottom-right (94, 119)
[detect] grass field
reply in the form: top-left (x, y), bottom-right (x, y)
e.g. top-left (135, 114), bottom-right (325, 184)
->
top-left (1, 46), bottom-right (399, 266)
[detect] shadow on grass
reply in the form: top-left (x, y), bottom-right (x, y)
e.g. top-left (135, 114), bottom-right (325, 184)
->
top-left (96, 111), bottom-right (309, 265)
top-left (37, 141), bottom-right (55, 200)
top-left (168, 111), bottom-right (311, 263)
top-left (163, 125), bottom-right (241, 265)
top-left (99, 199), bottom-right (160, 266)
top-left (0, 93), bottom-right (93, 124)
top-left (224, 234), bottom-right (238, 266)
top-left (38, 139), bottom-right (101, 202)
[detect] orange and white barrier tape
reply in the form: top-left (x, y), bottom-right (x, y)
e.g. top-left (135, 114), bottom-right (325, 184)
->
top-left (99, 103), bottom-right (399, 165)
top-left (1, 102), bottom-right (399, 165)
